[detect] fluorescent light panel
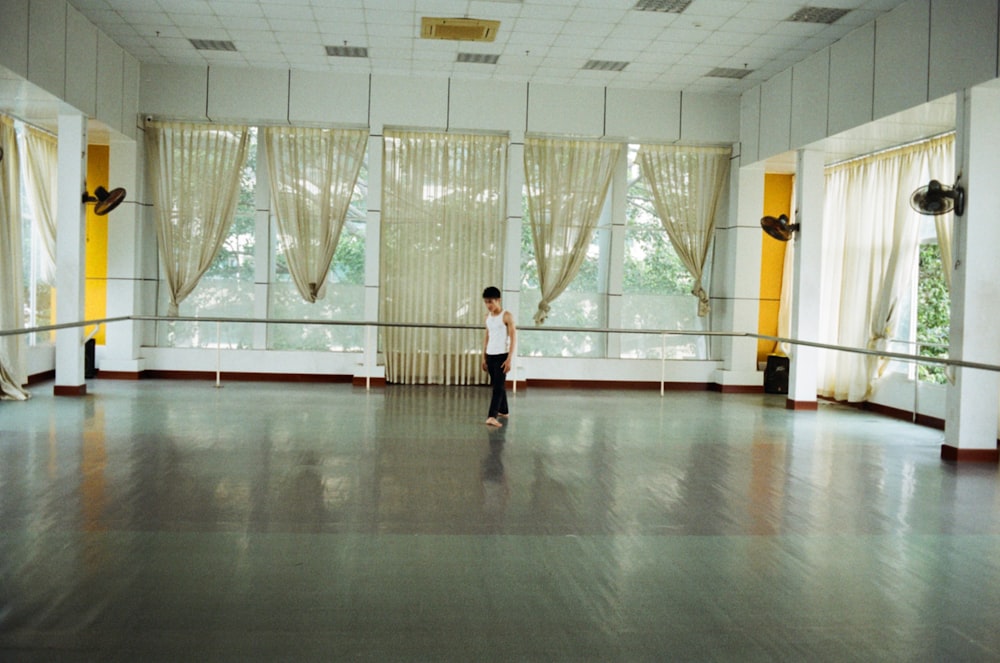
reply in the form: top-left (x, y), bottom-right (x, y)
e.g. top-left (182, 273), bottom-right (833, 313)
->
top-left (189, 39), bottom-right (237, 52)
top-left (326, 45), bottom-right (369, 58)
top-left (786, 6), bottom-right (851, 24)
top-left (457, 52), bottom-right (499, 64)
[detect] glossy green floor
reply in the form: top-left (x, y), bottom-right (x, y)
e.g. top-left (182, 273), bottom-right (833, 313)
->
top-left (2, 380), bottom-right (1000, 661)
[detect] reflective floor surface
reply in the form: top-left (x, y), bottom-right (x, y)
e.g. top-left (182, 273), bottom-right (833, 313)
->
top-left (2, 380), bottom-right (1000, 661)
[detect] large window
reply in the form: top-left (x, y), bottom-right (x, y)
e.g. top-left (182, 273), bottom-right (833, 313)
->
top-left (620, 145), bottom-right (708, 359)
top-left (156, 128), bottom-right (257, 348)
top-left (16, 122), bottom-right (55, 345)
top-left (518, 196), bottom-right (609, 357)
top-left (268, 158), bottom-right (368, 351)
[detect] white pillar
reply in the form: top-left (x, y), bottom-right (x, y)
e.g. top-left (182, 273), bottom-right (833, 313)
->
top-left (786, 149), bottom-right (824, 410)
top-left (54, 112), bottom-right (88, 395)
top-left (359, 135), bottom-right (384, 385)
top-left (102, 137), bottom-right (145, 375)
top-left (943, 86), bottom-right (1000, 462)
top-left (713, 159), bottom-right (763, 390)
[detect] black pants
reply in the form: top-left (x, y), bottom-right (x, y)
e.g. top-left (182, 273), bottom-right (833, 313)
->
top-left (486, 353), bottom-right (508, 418)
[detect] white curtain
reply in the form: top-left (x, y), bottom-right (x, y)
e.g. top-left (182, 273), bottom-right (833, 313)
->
top-left (21, 125), bottom-right (58, 284)
top-left (818, 135), bottom-right (954, 402)
top-left (524, 137), bottom-right (623, 324)
top-left (264, 126), bottom-right (367, 302)
top-left (637, 144), bottom-right (731, 316)
top-left (146, 121), bottom-right (250, 316)
top-left (381, 130), bottom-right (508, 385)
top-left (0, 116), bottom-right (29, 400)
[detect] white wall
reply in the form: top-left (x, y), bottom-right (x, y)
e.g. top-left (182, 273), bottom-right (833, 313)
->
top-left (743, 0), bottom-right (1000, 163)
top-left (0, 0), bottom-right (139, 139)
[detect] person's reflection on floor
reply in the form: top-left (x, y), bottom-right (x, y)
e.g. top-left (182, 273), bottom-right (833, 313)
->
top-left (481, 426), bottom-right (510, 527)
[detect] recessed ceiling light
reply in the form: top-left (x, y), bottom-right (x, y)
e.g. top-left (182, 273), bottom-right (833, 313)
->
top-left (457, 53), bottom-right (499, 64)
top-left (786, 6), bottom-right (851, 24)
top-left (325, 45), bottom-right (369, 58)
top-left (706, 67), bottom-right (752, 79)
top-left (189, 39), bottom-right (237, 52)
top-left (583, 60), bottom-right (629, 72)
top-left (633, 0), bottom-right (693, 13)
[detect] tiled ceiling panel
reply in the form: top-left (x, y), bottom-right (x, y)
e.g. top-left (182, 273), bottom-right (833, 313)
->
top-left (65, 0), bottom-right (914, 93)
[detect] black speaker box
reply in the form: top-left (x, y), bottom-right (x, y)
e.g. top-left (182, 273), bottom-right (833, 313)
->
top-left (764, 355), bottom-right (789, 394)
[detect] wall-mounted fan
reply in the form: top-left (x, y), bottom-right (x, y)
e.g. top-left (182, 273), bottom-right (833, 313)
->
top-left (910, 177), bottom-right (964, 217)
top-left (760, 214), bottom-right (799, 242)
top-left (82, 185), bottom-right (127, 216)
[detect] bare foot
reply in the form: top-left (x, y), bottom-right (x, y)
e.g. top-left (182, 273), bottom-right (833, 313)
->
top-left (497, 413), bottom-right (509, 418)
top-left (485, 417), bottom-right (503, 427)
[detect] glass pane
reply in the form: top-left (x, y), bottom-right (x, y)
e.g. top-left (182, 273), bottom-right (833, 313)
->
top-left (155, 276), bottom-right (254, 348)
top-left (620, 294), bottom-right (706, 359)
top-left (917, 243), bottom-right (949, 384)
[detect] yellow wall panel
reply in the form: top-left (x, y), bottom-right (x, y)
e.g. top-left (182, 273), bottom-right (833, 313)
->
top-left (758, 173), bottom-right (793, 363)
top-left (85, 145), bottom-right (109, 345)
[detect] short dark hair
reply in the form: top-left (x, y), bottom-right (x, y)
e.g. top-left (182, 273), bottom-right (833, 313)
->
top-left (482, 286), bottom-right (501, 299)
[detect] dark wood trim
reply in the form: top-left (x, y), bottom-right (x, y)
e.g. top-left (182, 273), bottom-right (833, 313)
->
top-left (525, 379), bottom-right (711, 391)
top-left (53, 384), bottom-right (87, 397)
top-left (712, 384), bottom-right (765, 394)
top-left (940, 444), bottom-right (1000, 463)
top-left (786, 398), bottom-right (818, 411)
top-left (26, 370), bottom-right (55, 385)
top-left (352, 376), bottom-right (387, 388)
top-left (915, 413), bottom-right (946, 430)
top-left (833, 399), bottom-right (947, 431)
top-left (143, 370), bottom-right (353, 383)
top-left (98, 371), bottom-right (143, 380)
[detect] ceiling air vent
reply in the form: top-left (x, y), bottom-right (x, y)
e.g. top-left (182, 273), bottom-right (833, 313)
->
top-left (189, 39), bottom-right (237, 52)
top-left (457, 52), bottom-right (499, 64)
top-left (706, 67), bottom-right (752, 79)
top-left (634, 0), bottom-right (693, 13)
top-left (786, 6), bottom-right (851, 24)
top-left (583, 60), bottom-right (629, 72)
top-left (325, 45), bottom-right (369, 58)
top-left (421, 17), bottom-right (501, 42)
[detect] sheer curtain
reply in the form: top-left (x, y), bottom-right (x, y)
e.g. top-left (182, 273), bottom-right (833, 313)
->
top-left (524, 137), bottom-right (622, 324)
top-left (22, 125), bottom-right (58, 284)
top-left (264, 126), bottom-right (367, 302)
top-left (381, 130), bottom-right (508, 385)
top-left (637, 144), bottom-right (731, 317)
top-left (146, 121), bottom-right (250, 316)
top-left (0, 116), bottom-right (29, 399)
top-left (818, 135), bottom-right (954, 402)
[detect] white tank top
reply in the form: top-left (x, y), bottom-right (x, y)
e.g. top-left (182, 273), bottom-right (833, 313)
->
top-left (485, 311), bottom-right (509, 355)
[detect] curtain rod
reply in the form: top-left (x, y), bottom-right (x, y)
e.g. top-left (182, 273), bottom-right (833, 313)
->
top-left (0, 112), bottom-right (58, 139)
top-left (825, 130), bottom-right (954, 170)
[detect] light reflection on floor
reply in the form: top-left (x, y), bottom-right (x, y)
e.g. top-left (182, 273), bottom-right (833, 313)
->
top-left (2, 380), bottom-right (999, 661)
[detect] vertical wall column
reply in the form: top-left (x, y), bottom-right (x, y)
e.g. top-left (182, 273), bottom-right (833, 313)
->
top-left (252, 134), bottom-right (269, 349)
top-left (504, 140), bottom-right (525, 381)
top-left (605, 148), bottom-right (627, 360)
top-left (786, 148), bottom-right (823, 410)
top-left (714, 159), bottom-right (763, 390)
top-left (943, 86), bottom-right (1000, 462)
top-left (102, 137), bottom-right (144, 374)
top-left (358, 135), bottom-right (384, 384)
top-left (54, 112), bottom-right (88, 395)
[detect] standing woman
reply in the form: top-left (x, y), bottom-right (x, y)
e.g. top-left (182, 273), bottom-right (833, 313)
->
top-left (481, 286), bottom-right (516, 427)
